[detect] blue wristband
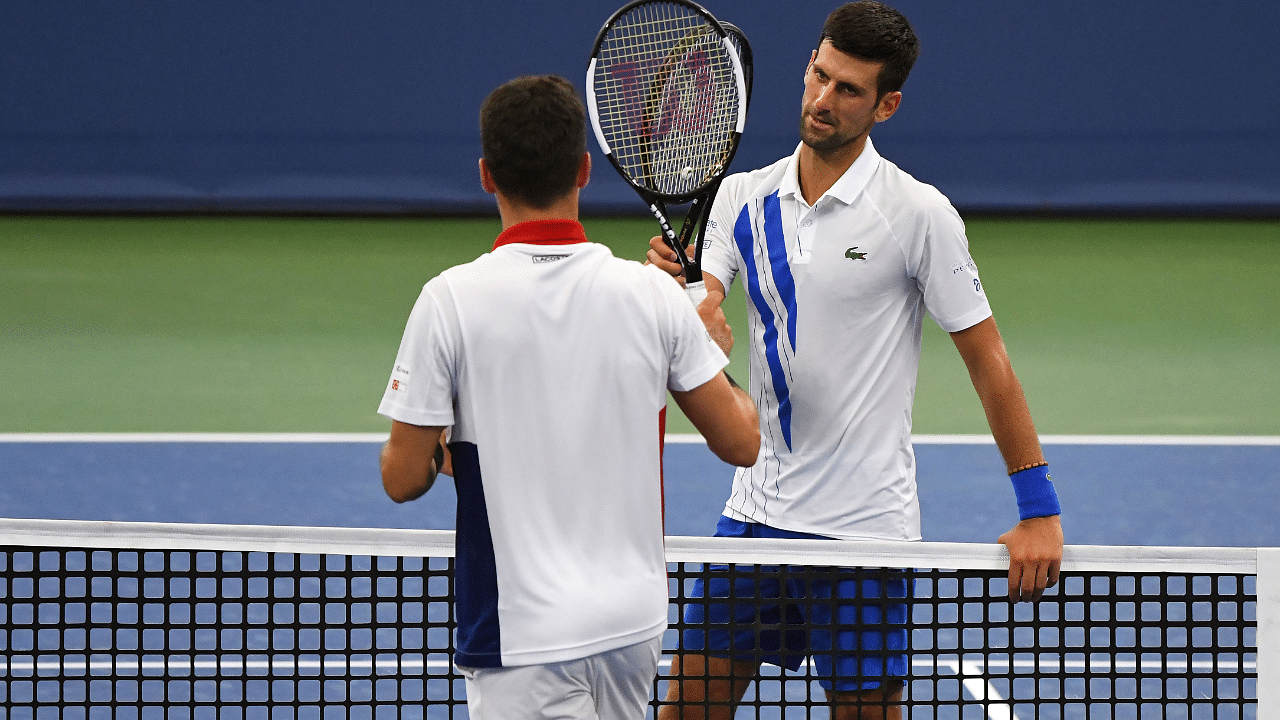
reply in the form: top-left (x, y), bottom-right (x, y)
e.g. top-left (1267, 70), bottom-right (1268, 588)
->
top-left (1009, 464), bottom-right (1061, 520)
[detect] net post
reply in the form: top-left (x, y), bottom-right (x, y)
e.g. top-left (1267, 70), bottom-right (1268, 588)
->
top-left (1259, 547), bottom-right (1280, 718)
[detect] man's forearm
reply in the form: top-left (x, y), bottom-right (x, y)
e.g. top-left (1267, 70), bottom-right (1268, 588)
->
top-left (951, 317), bottom-right (1044, 473)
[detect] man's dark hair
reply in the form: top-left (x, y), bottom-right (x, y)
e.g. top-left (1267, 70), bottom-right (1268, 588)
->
top-left (480, 75), bottom-right (586, 209)
top-left (819, 2), bottom-right (920, 98)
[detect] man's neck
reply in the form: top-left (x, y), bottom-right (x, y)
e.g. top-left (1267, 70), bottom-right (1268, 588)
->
top-left (797, 134), bottom-right (868, 206)
top-left (495, 190), bottom-right (580, 229)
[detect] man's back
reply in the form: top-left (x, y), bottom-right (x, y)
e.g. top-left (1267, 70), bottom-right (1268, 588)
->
top-left (380, 74), bottom-right (759, 718)
top-left (382, 219), bottom-right (727, 668)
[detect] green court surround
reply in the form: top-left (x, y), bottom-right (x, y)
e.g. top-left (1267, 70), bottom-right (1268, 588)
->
top-left (2, 215), bottom-right (1276, 435)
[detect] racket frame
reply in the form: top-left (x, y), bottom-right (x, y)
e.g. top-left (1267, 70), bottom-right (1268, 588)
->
top-left (586, 0), bottom-right (748, 297)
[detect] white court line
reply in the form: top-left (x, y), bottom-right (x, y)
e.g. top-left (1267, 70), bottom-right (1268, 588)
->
top-left (3, 654), bottom-right (1255, 676)
top-left (913, 434), bottom-right (1280, 446)
top-left (2, 433), bottom-right (1279, 445)
top-left (0, 430), bottom-right (389, 443)
top-left (2, 654), bottom-right (1258, 720)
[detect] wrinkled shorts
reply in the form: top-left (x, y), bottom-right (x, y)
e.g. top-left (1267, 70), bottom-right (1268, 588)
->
top-left (459, 637), bottom-right (661, 720)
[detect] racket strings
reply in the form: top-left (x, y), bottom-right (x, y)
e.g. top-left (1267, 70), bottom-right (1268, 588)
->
top-left (592, 2), bottom-right (741, 197)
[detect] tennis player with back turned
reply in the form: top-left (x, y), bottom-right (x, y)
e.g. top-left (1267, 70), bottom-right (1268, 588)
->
top-left (377, 75), bottom-right (760, 719)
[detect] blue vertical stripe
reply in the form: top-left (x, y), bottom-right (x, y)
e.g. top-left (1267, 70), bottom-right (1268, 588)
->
top-left (761, 193), bottom-right (798, 353)
top-left (450, 441), bottom-right (503, 668)
top-left (734, 198), bottom-right (792, 451)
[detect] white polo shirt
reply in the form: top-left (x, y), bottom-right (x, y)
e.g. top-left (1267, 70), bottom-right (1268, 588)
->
top-left (378, 219), bottom-right (727, 668)
top-left (700, 139), bottom-right (992, 541)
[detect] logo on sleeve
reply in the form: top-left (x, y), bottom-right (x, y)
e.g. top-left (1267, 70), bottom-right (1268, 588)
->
top-left (390, 363), bottom-right (410, 393)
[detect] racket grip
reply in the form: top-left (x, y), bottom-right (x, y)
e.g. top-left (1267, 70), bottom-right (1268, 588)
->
top-left (684, 280), bottom-right (708, 305)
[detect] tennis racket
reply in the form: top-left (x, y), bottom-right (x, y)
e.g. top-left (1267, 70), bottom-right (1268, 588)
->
top-left (586, 0), bottom-right (747, 304)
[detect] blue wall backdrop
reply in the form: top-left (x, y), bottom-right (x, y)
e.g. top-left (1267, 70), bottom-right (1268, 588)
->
top-left (3, 1), bottom-right (1277, 214)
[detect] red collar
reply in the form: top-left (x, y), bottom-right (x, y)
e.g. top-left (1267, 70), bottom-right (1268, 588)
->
top-left (492, 219), bottom-right (589, 250)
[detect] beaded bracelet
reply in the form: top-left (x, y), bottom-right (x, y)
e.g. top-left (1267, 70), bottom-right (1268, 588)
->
top-left (1009, 460), bottom-right (1049, 474)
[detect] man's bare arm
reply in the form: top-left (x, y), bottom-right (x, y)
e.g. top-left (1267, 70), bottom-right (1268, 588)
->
top-left (380, 421), bottom-right (447, 503)
top-left (672, 373), bottom-right (760, 467)
top-left (951, 317), bottom-right (1064, 603)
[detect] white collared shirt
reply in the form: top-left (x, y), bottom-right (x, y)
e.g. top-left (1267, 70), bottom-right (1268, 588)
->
top-left (700, 139), bottom-right (992, 541)
top-left (380, 220), bottom-right (727, 668)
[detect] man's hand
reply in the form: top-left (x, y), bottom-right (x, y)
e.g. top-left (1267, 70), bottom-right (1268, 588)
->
top-left (697, 293), bottom-right (733, 357)
top-left (435, 429), bottom-right (453, 477)
top-left (646, 235), bottom-right (688, 283)
top-left (647, 234), bottom-right (734, 356)
top-left (998, 515), bottom-right (1063, 603)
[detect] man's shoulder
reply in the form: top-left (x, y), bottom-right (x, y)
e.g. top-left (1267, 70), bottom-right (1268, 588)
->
top-left (720, 156), bottom-right (792, 204)
top-left (867, 157), bottom-right (958, 217)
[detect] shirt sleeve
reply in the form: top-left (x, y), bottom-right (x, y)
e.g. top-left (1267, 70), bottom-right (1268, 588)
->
top-left (376, 276), bottom-right (458, 427)
top-left (911, 200), bottom-right (993, 333)
top-left (697, 173), bottom-right (744, 294)
top-left (644, 266), bottom-right (729, 393)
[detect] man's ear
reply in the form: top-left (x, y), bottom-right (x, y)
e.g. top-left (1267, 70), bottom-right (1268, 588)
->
top-left (875, 91), bottom-right (903, 123)
top-left (576, 152), bottom-right (591, 189)
top-left (479, 158), bottom-right (497, 195)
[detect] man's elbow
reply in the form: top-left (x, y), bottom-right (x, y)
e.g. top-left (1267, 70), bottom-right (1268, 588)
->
top-left (382, 470), bottom-right (432, 503)
top-left (381, 466), bottom-right (409, 503)
top-left (380, 454), bottom-right (433, 503)
top-left (382, 474), bottom-right (411, 503)
top-left (712, 426), bottom-right (760, 467)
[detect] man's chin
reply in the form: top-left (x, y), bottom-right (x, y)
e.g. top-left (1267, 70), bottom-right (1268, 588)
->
top-left (801, 131), bottom-right (852, 154)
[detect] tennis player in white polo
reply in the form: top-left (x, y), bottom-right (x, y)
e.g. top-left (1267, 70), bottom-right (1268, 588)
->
top-left (647, 4), bottom-right (1063, 718)
top-left (377, 76), bottom-right (760, 720)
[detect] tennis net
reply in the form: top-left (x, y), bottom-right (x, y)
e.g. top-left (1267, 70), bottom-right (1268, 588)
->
top-left (1, 518), bottom-right (1273, 719)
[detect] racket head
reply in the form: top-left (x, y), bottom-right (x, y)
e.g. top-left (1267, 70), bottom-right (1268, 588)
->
top-left (586, 0), bottom-right (747, 204)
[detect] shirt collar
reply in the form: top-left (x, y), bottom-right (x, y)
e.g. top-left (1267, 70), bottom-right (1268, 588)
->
top-left (492, 219), bottom-right (589, 250)
top-left (779, 137), bottom-right (882, 208)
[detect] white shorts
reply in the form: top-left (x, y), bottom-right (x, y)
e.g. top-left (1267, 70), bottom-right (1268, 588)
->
top-left (459, 637), bottom-right (662, 720)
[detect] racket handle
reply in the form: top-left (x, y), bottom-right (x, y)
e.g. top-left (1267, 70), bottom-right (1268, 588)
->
top-left (684, 280), bottom-right (708, 305)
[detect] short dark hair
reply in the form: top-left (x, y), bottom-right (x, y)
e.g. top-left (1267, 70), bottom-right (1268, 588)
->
top-left (819, 2), bottom-right (920, 98)
top-left (479, 75), bottom-right (586, 209)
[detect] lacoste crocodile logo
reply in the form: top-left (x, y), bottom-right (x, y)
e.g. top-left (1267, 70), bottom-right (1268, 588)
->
top-left (845, 247), bottom-right (867, 261)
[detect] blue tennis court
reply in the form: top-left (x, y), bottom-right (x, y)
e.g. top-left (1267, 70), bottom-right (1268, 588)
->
top-left (2, 434), bottom-right (1275, 719)
top-left (2, 435), bottom-right (1277, 547)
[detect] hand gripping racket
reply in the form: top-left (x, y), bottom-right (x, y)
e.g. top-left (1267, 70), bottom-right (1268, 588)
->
top-left (587, 0), bottom-right (748, 304)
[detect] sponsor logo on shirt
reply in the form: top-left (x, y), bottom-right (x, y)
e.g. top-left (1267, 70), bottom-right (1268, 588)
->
top-left (951, 258), bottom-right (978, 274)
top-left (844, 247), bottom-right (867, 261)
top-left (533, 254), bottom-right (570, 264)
top-left (390, 363), bottom-right (410, 393)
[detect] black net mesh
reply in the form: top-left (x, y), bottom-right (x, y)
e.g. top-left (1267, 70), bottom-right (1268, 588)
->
top-left (0, 521), bottom-right (1261, 719)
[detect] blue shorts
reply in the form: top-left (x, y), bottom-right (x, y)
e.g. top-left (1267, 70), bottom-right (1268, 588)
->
top-left (679, 516), bottom-right (911, 693)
